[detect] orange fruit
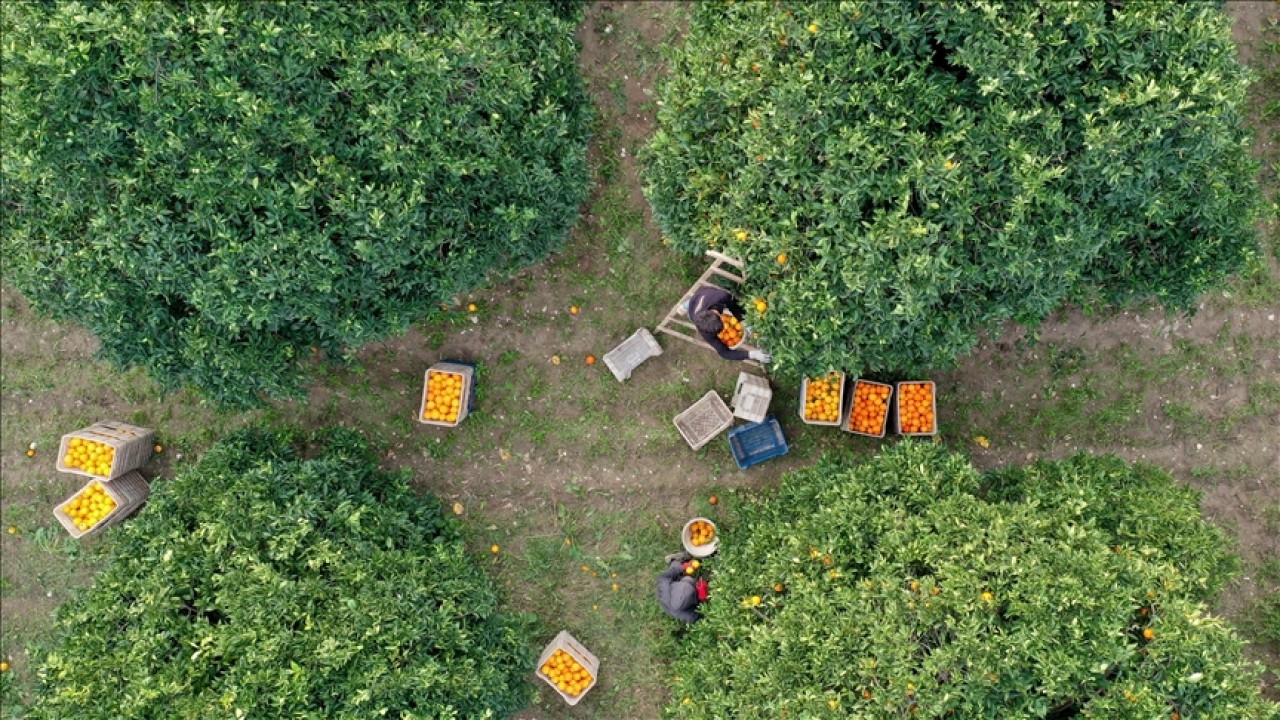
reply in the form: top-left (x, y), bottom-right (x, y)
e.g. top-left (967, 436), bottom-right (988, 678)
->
top-left (585, 355), bottom-right (596, 365)
top-left (709, 495), bottom-right (718, 505)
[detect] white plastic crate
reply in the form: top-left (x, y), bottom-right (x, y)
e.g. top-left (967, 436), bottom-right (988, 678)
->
top-left (731, 372), bottom-right (772, 423)
top-left (673, 391), bottom-right (734, 450)
top-left (604, 328), bottom-right (663, 382)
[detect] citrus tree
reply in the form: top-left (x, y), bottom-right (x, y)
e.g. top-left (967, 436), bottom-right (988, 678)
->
top-left (1, 1), bottom-right (591, 404)
top-left (28, 427), bottom-right (535, 720)
top-left (666, 442), bottom-right (1278, 719)
top-left (643, 1), bottom-right (1260, 375)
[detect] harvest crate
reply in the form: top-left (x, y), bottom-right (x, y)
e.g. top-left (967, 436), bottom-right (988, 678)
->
top-left (894, 380), bottom-right (938, 437)
top-left (674, 391), bottom-right (734, 450)
top-left (417, 361), bottom-right (476, 427)
top-left (604, 328), bottom-right (663, 382)
top-left (682, 516), bottom-right (719, 557)
top-left (798, 372), bottom-right (846, 426)
top-left (56, 421), bottom-right (155, 480)
top-left (728, 416), bottom-right (788, 469)
top-left (730, 372), bottom-right (772, 423)
top-left (53, 471), bottom-right (150, 539)
top-left (536, 631), bottom-right (600, 706)
top-left (844, 379), bottom-right (894, 438)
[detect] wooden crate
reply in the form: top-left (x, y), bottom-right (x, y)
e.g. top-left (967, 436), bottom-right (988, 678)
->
top-left (894, 380), bottom-right (938, 437)
top-left (417, 362), bottom-right (475, 427)
top-left (844, 379), bottom-right (894, 438)
top-left (535, 631), bottom-right (600, 706)
top-left (798, 372), bottom-right (847, 426)
top-left (56, 422), bottom-right (155, 480)
top-left (674, 391), bottom-right (734, 450)
top-left (53, 471), bottom-right (150, 539)
top-left (731, 372), bottom-right (772, 424)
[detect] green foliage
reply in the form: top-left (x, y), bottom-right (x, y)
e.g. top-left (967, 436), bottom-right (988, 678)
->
top-left (643, 2), bottom-right (1260, 376)
top-left (1, 1), bottom-right (591, 404)
top-left (666, 442), bottom-right (1278, 720)
top-left (29, 427), bottom-right (535, 720)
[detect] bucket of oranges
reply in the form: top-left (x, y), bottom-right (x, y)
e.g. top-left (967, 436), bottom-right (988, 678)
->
top-left (717, 312), bottom-right (746, 349)
top-left (56, 421), bottom-right (155, 480)
top-left (682, 517), bottom-right (718, 557)
top-left (418, 361), bottom-right (476, 427)
top-left (894, 380), bottom-right (937, 436)
top-left (53, 471), bottom-right (150, 539)
top-left (536, 631), bottom-right (600, 705)
top-left (800, 372), bottom-right (846, 426)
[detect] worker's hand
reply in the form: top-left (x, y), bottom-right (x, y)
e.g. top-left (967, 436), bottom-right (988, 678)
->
top-left (748, 350), bottom-right (772, 363)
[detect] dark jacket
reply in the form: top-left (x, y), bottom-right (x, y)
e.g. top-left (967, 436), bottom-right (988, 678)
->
top-left (657, 561), bottom-right (700, 623)
top-left (688, 286), bottom-right (749, 361)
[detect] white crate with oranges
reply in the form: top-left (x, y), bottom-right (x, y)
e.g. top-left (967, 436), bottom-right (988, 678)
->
top-left (417, 362), bottom-right (475, 427)
top-left (536, 631), bottom-right (599, 706)
top-left (799, 372), bottom-right (846, 426)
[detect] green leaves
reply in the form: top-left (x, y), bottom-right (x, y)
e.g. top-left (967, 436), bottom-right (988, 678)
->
top-left (665, 443), bottom-right (1275, 719)
top-left (642, 2), bottom-right (1260, 377)
top-left (29, 426), bottom-right (534, 720)
top-left (1, 1), bottom-right (592, 405)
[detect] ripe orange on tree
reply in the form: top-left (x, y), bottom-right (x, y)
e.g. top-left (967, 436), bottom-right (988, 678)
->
top-left (847, 380), bottom-right (891, 435)
top-left (421, 371), bottom-right (465, 424)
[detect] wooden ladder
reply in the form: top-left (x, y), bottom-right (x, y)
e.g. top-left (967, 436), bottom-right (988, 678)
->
top-left (655, 251), bottom-right (762, 367)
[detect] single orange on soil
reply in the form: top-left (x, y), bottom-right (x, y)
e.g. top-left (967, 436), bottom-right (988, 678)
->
top-left (896, 381), bottom-right (935, 434)
top-left (847, 380), bottom-right (891, 435)
top-left (585, 355), bottom-right (596, 365)
top-left (708, 495), bottom-right (718, 505)
top-left (803, 372), bottom-right (843, 423)
top-left (1143, 628), bottom-right (1156, 640)
top-left (422, 370), bottom-right (465, 424)
top-left (717, 313), bottom-right (744, 348)
top-left (689, 520), bottom-right (715, 546)
top-left (570, 305), bottom-right (580, 315)
top-left (541, 648), bottom-right (594, 697)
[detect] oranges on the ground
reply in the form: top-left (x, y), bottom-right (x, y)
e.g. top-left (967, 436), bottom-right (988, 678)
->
top-left (689, 520), bottom-right (715, 546)
top-left (63, 438), bottom-right (116, 476)
top-left (422, 371), bottom-right (464, 424)
top-left (717, 313), bottom-right (744, 347)
top-left (803, 373), bottom-right (843, 422)
top-left (848, 381), bottom-right (891, 435)
top-left (541, 649), bottom-right (593, 697)
top-left (897, 382), bottom-right (935, 433)
top-left (63, 482), bottom-right (117, 531)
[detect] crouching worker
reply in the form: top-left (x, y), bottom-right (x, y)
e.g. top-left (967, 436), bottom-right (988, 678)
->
top-left (657, 551), bottom-right (709, 623)
top-left (683, 286), bottom-right (772, 364)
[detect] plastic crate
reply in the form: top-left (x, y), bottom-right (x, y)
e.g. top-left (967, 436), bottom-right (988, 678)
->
top-left (604, 328), bottom-right (663, 382)
top-left (894, 380), bottom-right (938, 436)
top-left (56, 421), bottom-right (155, 480)
top-left (731, 372), bottom-right (772, 423)
top-left (798, 372), bottom-right (847, 426)
top-left (673, 391), bottom-right (734, 451)
top-left (417, 361), bottom-right (476, 427)
top-left (535, 631), bottom-right (600, 706)
top-left (728, 416), bottom-right (788, 469)
top-left (844, 379), bottom-right (894, 438)
top-left (53, 471), bottom-right (150, 539)
top-left (682, 516), bottom-right (719, 558)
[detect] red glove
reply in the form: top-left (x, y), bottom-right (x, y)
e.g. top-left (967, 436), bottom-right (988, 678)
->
top-left (696, 577), bottom-right (709, 601)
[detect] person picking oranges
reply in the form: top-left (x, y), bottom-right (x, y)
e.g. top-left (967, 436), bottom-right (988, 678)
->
top-left (682, 287), bottom-right (771, 363)
top-left (657, 551), bottom-right (709, 623)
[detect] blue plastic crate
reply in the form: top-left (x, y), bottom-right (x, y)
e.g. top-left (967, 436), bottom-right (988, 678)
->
top-left (727, 416), bottom-right (789, 469)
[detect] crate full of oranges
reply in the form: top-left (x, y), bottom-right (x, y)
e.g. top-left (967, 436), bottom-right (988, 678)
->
top-left (53, 471), bottom-right (150, 539)
top-left (417, 362), bottom-right (475, 427)
top-left (56, 421), bottom-right (155, 479)
top-left (717, 312), bottom-right (745, 349)
top-left (895, 380), bottom-right (937, 436)
top-left (536, 631), bottom-right (599, 706)
top-left (845, 380), bottom-right (893, 438)
top-left (800, 372), bottom-right (846, 426)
